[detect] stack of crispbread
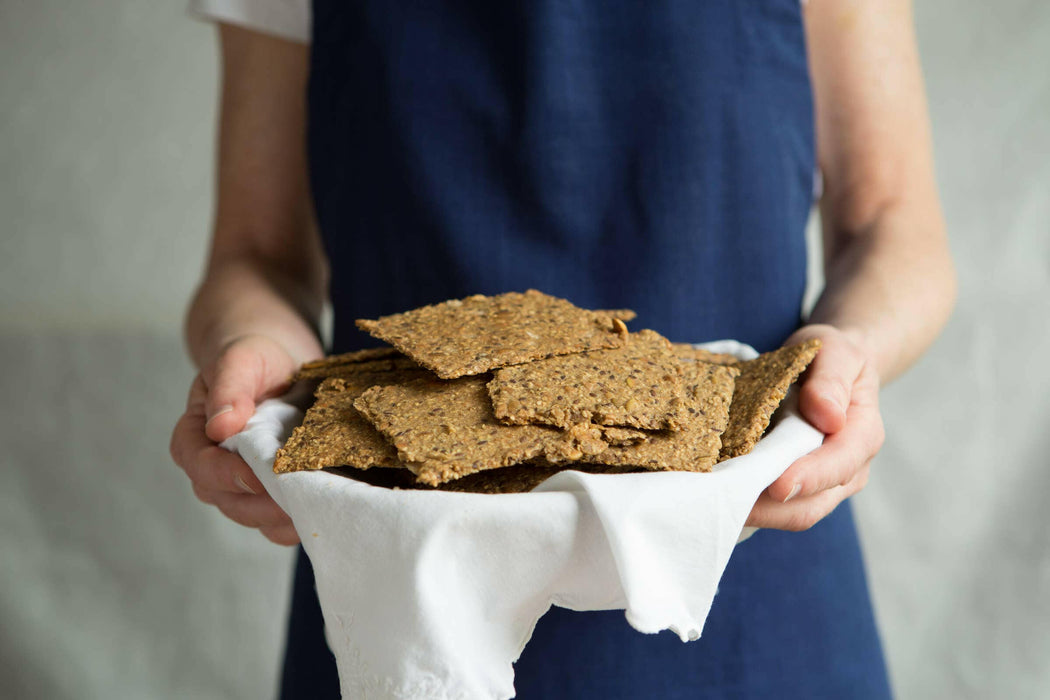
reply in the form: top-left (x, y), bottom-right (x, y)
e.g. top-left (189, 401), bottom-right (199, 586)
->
top-left (273, 290), bottom-right (821, 493)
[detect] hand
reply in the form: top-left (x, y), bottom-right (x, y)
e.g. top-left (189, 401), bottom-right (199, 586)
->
top-left (170, 334), bottom-right (305, 545)
top-left (745, 324), bottom-right (884, 531)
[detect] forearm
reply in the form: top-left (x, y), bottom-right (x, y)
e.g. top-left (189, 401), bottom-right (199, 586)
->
top-left (185, 255), bottom-right (325, 371)
top-left (183, 25), bottom-right (322, 372)
top-left (807, 201), bottom-right (957, 384)
top-left (800, 0), bottom-right (956, 385)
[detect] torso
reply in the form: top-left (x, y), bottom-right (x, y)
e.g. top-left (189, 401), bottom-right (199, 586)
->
top-left (284, 2), bottom-right (892, 696)
top-left (308, 0), bottom-right (814, 353)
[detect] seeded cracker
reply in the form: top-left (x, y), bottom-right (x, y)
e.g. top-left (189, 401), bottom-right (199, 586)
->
top-left (298, 346), bottom-right (401, 370)
top-left (671, 343), bottom-right (740, 367)
top-left (273, 370), bottom-right (429, 474)
top-left (719, 338), bottom-right (821, 461)
top-left (330, 464), bottom-right (561, 494)
top-left (685, 361), bottom-right (740, 434)
top-left (489, 329), bottom-right (686, 431)
top-left (437, 462), bottom-right (644, 493)
top-left (562, 362), bottom-right (739, 472)
top-left (354, 376), bottom-right (574, 486)
top-left (332, 462), bottom-right (642, 494)
top-left (599, 426), bottom-right (650, 446)
top-left (355, 290), bottom-right (629, 379)
top-left (542, 423), bottom-right (651, 463)
top-left (292, 349), bottom-right (414, 382)
top-left (435, 464), bottom-right (567, 493)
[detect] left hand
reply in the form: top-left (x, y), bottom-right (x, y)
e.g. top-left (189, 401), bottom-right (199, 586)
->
top-left (745, 324), bottom-right (884, 531)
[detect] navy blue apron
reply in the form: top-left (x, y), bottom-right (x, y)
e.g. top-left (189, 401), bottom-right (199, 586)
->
top-left (281, 1), bottom-right (892, 697)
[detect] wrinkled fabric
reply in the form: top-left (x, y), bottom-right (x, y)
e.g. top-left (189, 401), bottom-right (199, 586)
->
top-left (225, 365), bottom-right (828, 699)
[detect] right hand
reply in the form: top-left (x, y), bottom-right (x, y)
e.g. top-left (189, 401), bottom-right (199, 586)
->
top-left (170, 334), bottom-right (305, 546)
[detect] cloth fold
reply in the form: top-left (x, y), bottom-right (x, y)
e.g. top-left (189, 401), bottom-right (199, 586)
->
top-left (221, 341), bottom-right (823, 700)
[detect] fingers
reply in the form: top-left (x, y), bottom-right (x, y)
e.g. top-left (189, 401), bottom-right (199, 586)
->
top-left (173, 404), bottom-right (297, 543)
top-left (170, 407), bottom-right (266, 496)
top-left (170, 334), bottom-right (307, 547)
top-left (795, 333), bottom-right (868, 435)
top-left (201, 335), bottom-right (296, 443)
top-left (192, 484), bottom-right (293, 530)
top-left (766, 371), bottom-right (883, 502)
top-left (202, 343), bottom-right (267, 443)
top-left (747, 464), bottom-right (871, 531)
top-left (193, 485), bottom-right (299, 545)
top-left (260, 525), bottom-right (301, 547)
top-left (752, 326), bottom-right (884, 531)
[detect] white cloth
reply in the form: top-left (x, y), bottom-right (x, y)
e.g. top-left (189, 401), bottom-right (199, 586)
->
top-left (221, 341), bottom-right (823, 699)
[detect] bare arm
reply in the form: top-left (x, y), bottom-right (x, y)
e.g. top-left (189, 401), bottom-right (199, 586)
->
top-left (749, 0), bottom-right (956, 529)
top-left (187, 23), bottom-right (324, 372)
top-left (804, 0), bottom-right (956, 383)
top-left (171, 24), bottom-right (322, 545)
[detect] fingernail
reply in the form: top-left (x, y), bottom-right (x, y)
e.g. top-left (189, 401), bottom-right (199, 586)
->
top-left (234, 475), bottom-right (258, 495)
top-left (206, 404), bottom-right (234, 425)
top-left (783, 483), bottom-right (802, 503)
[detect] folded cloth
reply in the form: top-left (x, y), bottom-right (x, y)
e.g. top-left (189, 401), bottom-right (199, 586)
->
top-left (221, 341), bottom-right (823, 700)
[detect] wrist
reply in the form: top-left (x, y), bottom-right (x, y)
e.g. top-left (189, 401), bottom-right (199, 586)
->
top-left (185, 265), bottom-right (324, 370)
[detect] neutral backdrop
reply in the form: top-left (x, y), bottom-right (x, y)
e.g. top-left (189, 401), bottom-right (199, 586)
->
top-left (1, 1), bottom-right (1047, 698)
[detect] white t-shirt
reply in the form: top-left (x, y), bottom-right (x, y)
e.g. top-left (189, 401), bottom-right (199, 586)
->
top-left (189, 0), bottom-right (310, 43)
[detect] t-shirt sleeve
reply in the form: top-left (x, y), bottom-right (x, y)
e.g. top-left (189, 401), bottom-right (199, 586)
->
top-left (188, 0), bottom-right (311, 44)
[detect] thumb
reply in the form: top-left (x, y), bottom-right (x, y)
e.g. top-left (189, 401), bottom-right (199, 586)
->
top-left (202, 335), bottom-right (297, 442)
top-left (795, 333), bottom-right (865, 435)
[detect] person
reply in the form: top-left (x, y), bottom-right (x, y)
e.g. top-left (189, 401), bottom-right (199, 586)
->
top-left (170, 0), bottom-right (956, 697)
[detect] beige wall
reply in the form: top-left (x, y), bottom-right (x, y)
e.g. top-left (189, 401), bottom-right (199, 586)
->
top-left (1, 1), bottom-right (1047, 698)
top-left (1, 3), bottom-right (293, 699)
top-left (860, 2), bottom-right (1050, 697)
top-left (1, 1), bottom-right (214, 331)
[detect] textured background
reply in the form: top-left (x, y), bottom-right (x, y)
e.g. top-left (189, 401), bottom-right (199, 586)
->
top-left (1, 1), bottom-right (1047, 698)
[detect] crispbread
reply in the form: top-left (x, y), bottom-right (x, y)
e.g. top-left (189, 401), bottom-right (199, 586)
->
top-left (354, 375), bottom-right (568, 486)
top-left (437, 462), bottom-right (645, 493)
top-left (296, 346), bottom-right (401, 372)
top-left (671, 343), bottom-right (740, 366)
top-left (355, 290), bottom-right (628, 379)
top-left (277, 292), bottom-right (818, 489)
top-left (574, 430), bottom-right (724, 472)
top-left (273, 370), bottom-right (429, 474)
top-left (719, 338), bottom-right (821, 460)
top-left (435, 464), bottom-right (565, 493)
top-left (292, 352), bottom-right (417, 382)
top-left (488, 329), bottom-right (686, 431)
top-left (330, 463), bottom-right (561, 494)
top-left (331, 461), bottom-right (642, 494)
top-left (541, 423), bottom-right (651, 462)
top-left (599, 426), bottom-right (650, 446)
top-left (683, 361), bottom-right (739, 434)
top-left (560, 362), bottom-right (739, 472)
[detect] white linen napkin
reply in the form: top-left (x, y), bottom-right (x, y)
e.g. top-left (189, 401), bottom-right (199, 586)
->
top-left (221, 341), bottom-right (823, 700)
